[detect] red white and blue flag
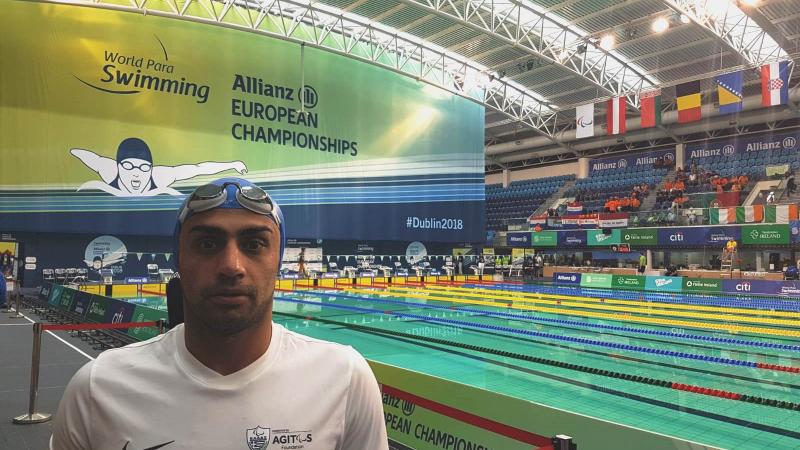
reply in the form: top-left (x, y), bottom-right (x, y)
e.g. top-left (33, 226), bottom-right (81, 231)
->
top-left (761, 61), bottom-right (790, 107)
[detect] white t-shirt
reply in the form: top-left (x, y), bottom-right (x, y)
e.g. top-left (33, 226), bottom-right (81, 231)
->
top-left (51, 323), bottom-right (388, 450)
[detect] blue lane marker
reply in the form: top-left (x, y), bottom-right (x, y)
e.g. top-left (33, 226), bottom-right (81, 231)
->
top-left (276, 295), bottom-right (761, 368)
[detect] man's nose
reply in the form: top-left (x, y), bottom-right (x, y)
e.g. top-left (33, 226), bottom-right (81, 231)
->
top-left (217, 242), bottom-right (245, 279)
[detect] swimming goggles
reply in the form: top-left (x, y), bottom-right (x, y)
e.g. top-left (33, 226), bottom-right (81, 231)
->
top-left (177, 182), bottom-right (281, 226)
top-left (120, 161), bottom-right (152, 172)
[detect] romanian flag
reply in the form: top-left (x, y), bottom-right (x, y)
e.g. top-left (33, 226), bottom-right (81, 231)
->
top-left (639, 89), bottom-right (661, 128)
top-left (716, 71), bottom-right (743, 114)
top-left (765, 204), bottom-right (799, 223)
top-left (676, 81), bottom-right (702, 123)
top-left (709, 205), bottom-right (764, 224)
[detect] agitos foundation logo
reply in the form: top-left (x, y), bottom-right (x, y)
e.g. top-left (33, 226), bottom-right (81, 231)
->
top-left (74, 36), bottom-right (210, 103)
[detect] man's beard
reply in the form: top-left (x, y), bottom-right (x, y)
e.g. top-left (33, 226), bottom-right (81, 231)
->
top-left (187, 285), bottom-right (271, 336)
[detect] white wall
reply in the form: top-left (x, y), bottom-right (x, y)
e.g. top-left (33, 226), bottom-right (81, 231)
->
top-left (485, 162), bottom-right (579, 185)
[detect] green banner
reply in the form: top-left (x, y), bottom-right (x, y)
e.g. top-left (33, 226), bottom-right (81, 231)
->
top-left (612, 275), bottom-right (645, 290)
top-left (0, 2), bottom-right (484, 242)
top-left (580, 273), bottom-right (613, 288)
top-left (58, 288), bottom-right (76, 310)
top-left (128, 305), bottom-right (168, 341)
top-left (47, 284), bottom-right (64, 306)
top-left (85, 295), bottom-right (111, 323)
top-left (682, 278), bottom-right (722, 293)
top-left (621, 229), bottom-right (657, 246)
top-left (531, 231), bottom-right (557, 247)
top-left (742, 224), bottom-right (790, 245)
top-left (587, 229), bottom-right (621, 246)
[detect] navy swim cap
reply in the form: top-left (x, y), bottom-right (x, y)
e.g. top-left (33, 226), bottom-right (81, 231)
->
top-left (173, 177), bottom-right (286, 269)
top-left (116, 138), bottom-right (153, 163)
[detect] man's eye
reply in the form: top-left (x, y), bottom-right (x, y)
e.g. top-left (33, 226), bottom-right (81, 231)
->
top-left (244, 240), bottom-right (266, 251)
top-left (197, 239), bottom-right (217, 250)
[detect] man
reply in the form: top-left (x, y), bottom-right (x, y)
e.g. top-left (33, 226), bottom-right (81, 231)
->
top-left (51, 178), bottom-right (388, 450)
top-left (638, 253), bottom-right (647, 274)
top-left (535, 253), bottom-right (544, 278)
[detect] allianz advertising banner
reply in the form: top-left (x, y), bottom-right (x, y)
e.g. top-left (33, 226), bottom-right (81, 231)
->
top-left (553, 272), bottom-right (581, 285)
top-left (685, 130), bottom-right (798, 161)
top-left (506, 232), bottom-right (532, 247)
top-left (0, 2), bottom-right (485, 242)
top-left (644, 276), bottom-right (683, 292)
top-left (589, 149), bottom-right (675, 173)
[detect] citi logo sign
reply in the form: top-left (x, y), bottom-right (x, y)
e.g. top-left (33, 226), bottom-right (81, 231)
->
top-left (736, 282), bottom-right (751, 292)
top-left (669, 233), bottom-right (684, 242)
top-left (722, 145), bottom-right (735, 155)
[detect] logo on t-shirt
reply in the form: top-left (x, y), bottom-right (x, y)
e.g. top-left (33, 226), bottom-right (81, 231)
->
top-left (246, 426), bottom-right (270, 450)
top-left (121, 440), bottom-right (174, 450)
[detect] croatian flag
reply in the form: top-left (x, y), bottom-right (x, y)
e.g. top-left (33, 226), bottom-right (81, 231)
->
top-left (761, 61), bottom-right (789, 107)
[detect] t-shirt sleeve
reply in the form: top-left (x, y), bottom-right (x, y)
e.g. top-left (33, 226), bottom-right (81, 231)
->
top-left (340, 349), bottom-right (389, 450)
top-left (50, 361), bottom-right (94, 450)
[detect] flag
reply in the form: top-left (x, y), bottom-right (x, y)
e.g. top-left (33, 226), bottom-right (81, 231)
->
top-left (709, 206), bottom-right (764, 224)
top-left (676, 81), bottom-right (702, 123)
top-left (606, 96), bottom-right (626, 135)
top-left (735, 205), bottom-right (764, 223)
top-left (761, 61), bottom-right (790, 107)
top-left (640, 89), bottom-right (661, 128)
top-left (765, 204), bottom-right (799, 223)
top-left (575, 102), bottom-right (595, 139)
top-left (716, 70), bottom-right (743, 114)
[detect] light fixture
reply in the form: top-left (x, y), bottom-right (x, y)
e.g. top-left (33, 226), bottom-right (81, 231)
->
top-left (599, 34), bottom-right (615, 51)
top-left (679, 14), bottom-right (691, 24)
top-left (652, 17), bottom-right (670, 33)
top-left (740, 0), bottom-right (758, 6)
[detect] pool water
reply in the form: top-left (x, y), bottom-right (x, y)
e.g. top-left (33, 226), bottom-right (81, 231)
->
top-left (117, 284), bottom-right (800, 449)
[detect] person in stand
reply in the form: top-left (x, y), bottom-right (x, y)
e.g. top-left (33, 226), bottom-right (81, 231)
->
top-left (297, 247), bottom-right (307, 278)
top-left (457, 255), bottom-right (464, 275)
top-left (51, 178), bottom-right (388, 450)
top-left (638, 253), bottom-right (647, 274)
top-left (0, 274), bottom-right (8, 310)
top-left (767, 191), bottom-right (776, 205)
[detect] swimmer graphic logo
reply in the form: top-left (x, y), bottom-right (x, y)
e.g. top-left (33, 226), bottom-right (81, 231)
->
top-left (246, 426), bottom-right (270, 450)
top-left (71, 137), bottom-right (248, 197)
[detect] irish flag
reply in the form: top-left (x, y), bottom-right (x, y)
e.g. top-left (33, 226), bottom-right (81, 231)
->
top-left (765, 204), bottom-right (799, 223)
top-left (709, 205), bottom-right (764, 224)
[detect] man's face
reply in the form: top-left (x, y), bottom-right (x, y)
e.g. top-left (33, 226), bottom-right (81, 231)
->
top-left (178, 208), bottom-right (280, 336)
top-left (117, 157), bottom-right (153, 193)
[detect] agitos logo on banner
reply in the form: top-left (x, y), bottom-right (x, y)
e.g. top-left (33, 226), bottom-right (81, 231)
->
top-left (74, 36), bottom-right (211, 104)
